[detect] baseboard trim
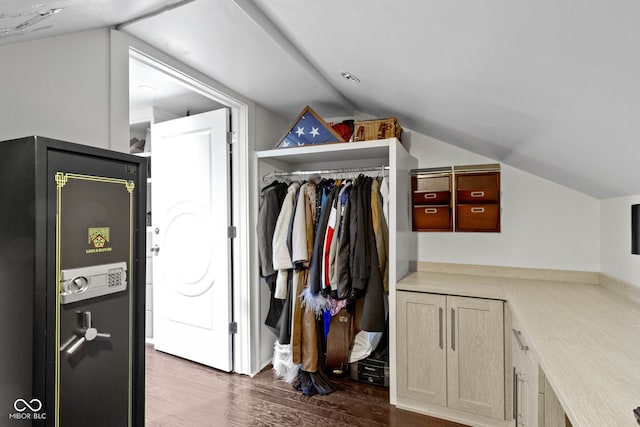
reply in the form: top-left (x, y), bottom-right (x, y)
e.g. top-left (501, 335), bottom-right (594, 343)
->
top-left (599, 273), bottom-right (640, 306)
top-left (396, 398), bottom-right (512, 427)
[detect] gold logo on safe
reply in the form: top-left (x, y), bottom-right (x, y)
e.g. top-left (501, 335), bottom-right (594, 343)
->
top-left (87, 227), bottom-right (113, 254)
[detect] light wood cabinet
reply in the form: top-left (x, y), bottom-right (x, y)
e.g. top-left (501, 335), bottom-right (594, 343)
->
top-left (511, 305), bottom-right (572, 427)
top-left (511, 306), bottom-right (540, 427)
top-left (539, 370), bottom-right (572, 427)
top-left (397, 291), bottom-right (505, 420)
top-left (397, 292), bottom-right (447, 405)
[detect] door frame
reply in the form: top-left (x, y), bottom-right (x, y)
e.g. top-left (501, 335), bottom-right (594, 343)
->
top-left (109, 29), bottom-right (254, 375)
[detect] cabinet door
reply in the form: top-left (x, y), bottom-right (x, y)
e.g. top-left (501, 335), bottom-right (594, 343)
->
top-left (542, 374), bottom-right (568, 427)
top-left (447, 296), bottom-right (505, 419)
top-left (397, 291), bottom-right (447, 405)
top-left (512, 310), bottom-right (540, 427)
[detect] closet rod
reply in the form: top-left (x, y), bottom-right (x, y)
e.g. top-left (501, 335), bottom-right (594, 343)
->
top-left (263, 165), bottom-right (389, 182)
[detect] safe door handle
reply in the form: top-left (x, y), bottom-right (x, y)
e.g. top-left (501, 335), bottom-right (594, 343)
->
top-left (451, 308), bottom-right (455, 351)
top-left (439, 307), bottom-right (443, 349)
top-left (512, 329), bottom-right (529, 351)
top-left (60, 311), bottom-right (111, 357)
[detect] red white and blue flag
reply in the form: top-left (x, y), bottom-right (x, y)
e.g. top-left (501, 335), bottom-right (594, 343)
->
top-left (279, 106), bottom-right (343, 147)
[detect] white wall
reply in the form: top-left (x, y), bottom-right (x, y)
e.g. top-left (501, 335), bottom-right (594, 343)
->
top-left (0, 29), bottom-right (112, 148)
top-left (408, 131), bottom-right (601, 272)
top-left (601, 195), bottom-right (640, 287)
top-left (252, 106), bottom-right (290, 369)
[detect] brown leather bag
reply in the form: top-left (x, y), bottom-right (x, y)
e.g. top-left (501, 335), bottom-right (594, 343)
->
top-left (325, 308), bottom-right (354, 375)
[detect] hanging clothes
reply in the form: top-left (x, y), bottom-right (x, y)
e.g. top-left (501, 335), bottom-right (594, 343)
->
top-left (331, 181), bottom-right (353, 299)
top-left (263, 170), bottom-right (390, 392)
top-left (258, 181), bottom-right (287, 278)
top-left (352, 176), bottom-right (386, 332)
top-left (272, 271), bottom-right (295, 383)
top-left (322, 180), bottom-right (350, 297)
top-left (257, 181), bottom-right (288, 336)
top-left (290, 183), bottom-right (323, 372)
top-left (308, 185), bottom-right (339, 298)
top-left (272, 182), bottom-right (299, 299)
top-left (349, 176), bottom-right (373, 296)
top-left (371, 178), bottom-right (389, 293)
top-left (291, 182), bottom-right (316, 268)
top-left (291, 182), bottom-right (338, 396)
top-left (380, 176), bottom-right (390, 224)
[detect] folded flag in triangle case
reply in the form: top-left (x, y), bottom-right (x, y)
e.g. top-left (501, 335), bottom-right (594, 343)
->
top-left (277, 106), bottom-right (345, 147)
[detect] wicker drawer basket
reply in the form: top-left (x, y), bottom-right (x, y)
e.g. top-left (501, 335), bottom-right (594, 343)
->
top-left (352, 117), bottom-right (402, 142)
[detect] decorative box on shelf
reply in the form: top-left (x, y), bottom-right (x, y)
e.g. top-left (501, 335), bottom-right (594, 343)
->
top-left (352, 116), bottom-right (402, 142)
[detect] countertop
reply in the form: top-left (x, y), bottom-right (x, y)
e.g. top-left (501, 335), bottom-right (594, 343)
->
top-left (397, 271), bottom-right (640, 427)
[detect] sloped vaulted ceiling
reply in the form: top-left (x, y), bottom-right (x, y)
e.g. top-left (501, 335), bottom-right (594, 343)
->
top-left (1, 0), bottom-right (638, 198)
top-left (248, 0), bottom-right (640, 200)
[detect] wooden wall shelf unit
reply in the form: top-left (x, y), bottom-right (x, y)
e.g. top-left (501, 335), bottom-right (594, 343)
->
top-left (411, 164), bottom-right (501, 233)
top-left (411, 167), bottom-right (453, 232)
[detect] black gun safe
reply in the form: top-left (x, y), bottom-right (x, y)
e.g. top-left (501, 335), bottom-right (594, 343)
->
top-left (0, 136), bottom-right (146, 426)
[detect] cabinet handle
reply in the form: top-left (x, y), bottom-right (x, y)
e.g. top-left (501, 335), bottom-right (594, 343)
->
top-left (424, 208), bottom-right (438, 214)
top-left (451, 308), bottom-right (455, 351)
top-left (515, 371), bottom-right (526, 426)
top-left (424, 193), bottom-right (437, 199)
top-left (513, 368), bottom-right (518, 420)
top-left (439, 307), bottom-right (443, 349)
top-left (512, 329), bottom-right (529, 351)
top-left (470, 207), bottom-right (485, 213)
top-left (471, 191), bottom-right (485, 197)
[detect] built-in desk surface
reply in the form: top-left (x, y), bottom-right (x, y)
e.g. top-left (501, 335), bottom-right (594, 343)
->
top-left (397, 270), bottom-right (640, 427)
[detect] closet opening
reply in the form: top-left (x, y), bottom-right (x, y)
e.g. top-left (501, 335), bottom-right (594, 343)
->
top-left (260, 168), bottom-right (392, 395)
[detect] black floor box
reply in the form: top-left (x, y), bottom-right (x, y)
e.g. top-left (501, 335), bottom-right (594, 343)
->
top-left (349, 357), bottom-right (389, 387)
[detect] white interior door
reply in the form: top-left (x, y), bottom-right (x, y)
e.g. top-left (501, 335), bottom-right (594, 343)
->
top-left (151, 108), bottom-right (232, 371)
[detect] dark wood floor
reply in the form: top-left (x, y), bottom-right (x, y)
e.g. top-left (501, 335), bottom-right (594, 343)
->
top-left (145, 347), bottom-right (467, 426)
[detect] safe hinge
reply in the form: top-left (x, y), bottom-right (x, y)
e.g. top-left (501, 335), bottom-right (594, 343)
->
top-left (227, 225), bottom-right (237, 239)
top-left (229, 321), bottom-right (238, 334)
top-left (226, 131), bottom-right (234, 145)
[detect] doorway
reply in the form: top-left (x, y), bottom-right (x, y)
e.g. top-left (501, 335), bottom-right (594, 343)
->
top-left (127, 47), bottom-right (251, 374)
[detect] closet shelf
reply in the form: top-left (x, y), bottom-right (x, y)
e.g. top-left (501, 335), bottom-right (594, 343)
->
top-left (257, 138), bottom-right (397, 164)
